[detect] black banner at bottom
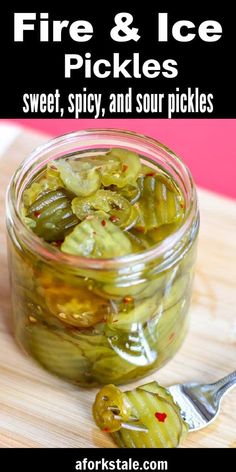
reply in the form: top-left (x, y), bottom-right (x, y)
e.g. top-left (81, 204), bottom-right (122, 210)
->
top-left (0, 448), bottom-right (235, 471)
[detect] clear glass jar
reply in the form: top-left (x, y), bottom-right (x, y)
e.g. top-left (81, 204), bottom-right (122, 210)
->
top-left (6, 129), bottom-right (199, 387)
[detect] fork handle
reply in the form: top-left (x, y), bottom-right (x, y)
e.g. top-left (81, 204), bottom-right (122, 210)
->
top-left (210, 370), bottom-right (236, 403)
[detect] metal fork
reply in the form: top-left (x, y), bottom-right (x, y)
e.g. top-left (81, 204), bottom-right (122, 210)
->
top-left (168, 370), bottom-right (236, 431)
top-left (114, 371), bottom-right (236, 432)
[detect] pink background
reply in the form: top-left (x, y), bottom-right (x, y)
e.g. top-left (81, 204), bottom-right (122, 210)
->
top-left (10, 119), bottom-right (236, 199)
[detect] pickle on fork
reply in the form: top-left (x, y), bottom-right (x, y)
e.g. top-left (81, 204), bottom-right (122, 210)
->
top-left (93, 382), bottom-right (188, 447)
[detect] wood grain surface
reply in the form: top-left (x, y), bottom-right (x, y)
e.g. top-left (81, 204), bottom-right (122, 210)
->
top-left (0, 128), bottom-right (235, 448)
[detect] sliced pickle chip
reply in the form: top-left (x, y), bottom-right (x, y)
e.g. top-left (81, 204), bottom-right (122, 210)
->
top-left (126, 229), bottom-right (152, 253)
top-left (106, 326), bottom-right (157, 366)
top-left (61, 215), bottom-right (132, 258)
top-left (44, 285), bottom-right (109, 328)
top-left (70, 154), bottom-right (121, 174)
top-left (101, 273), bottom-right (166, 302)
top-left (26, 188), bottom-right (78, 242)
top-left (147, 223), bottom-right (179, 243)
top-left (124, 205), bottom-right (139, 231)
top-left (72, 338), bottom-right (112, 363)
top-left (138, 381), bottom-right (189, 438)
top-left (101, 149), bottom-right (141, 188)
top-left (115, 389), bottom-right (184, 448)
top-left (113, 184), bottom-right (141, 204)
top-left (106, 296), bottom-right (159, 330)
top-left (72, 189), bottom-right (138, 230)
top-left (27, 324), bottom-right (90, 382)
top-left (46, 163), bottom-right (64, 190)
top-left (54, 159), bottom-right (100, 197)
top-left (92, 354), bottom-right (137, 384)
top-left (20, 208), bottom-right (37, 230)
top-left (154, 298), bottom-right (189, 356)
top-left (162, 274), bottom-right (190, 311)
top-left (93, 382), bottom-right (188, 447)
top-left (23, 181), bottom-right (49, 208)
top-left (93, 384), bottom-right (132, 432)
top-left (135, 174), bottom-right (184, 233)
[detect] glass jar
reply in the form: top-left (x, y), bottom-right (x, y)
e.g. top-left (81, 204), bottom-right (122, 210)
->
top-left (6, 129), bottom-right (199, 387)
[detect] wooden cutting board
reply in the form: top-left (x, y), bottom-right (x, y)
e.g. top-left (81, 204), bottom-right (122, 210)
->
top-left (0, 127), bottom-right (235, 449)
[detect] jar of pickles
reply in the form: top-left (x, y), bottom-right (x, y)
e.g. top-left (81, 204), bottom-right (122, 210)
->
top-left (6, 129), bottom-right (199, 387)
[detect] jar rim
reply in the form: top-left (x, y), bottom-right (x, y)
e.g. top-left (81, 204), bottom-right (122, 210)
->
top-left (6, 128), bottom-right (199, 271)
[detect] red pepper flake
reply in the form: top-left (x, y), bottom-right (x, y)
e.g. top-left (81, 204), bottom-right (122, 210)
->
top-left (180, 203), bottom-right (185, 209)
top-left (33, 211), bottom-right (41, 218)
top-left (122, 164), bottom-right (128, 172)
top-left (168, 332), bottom-right (175, 342)
top-left (155, 412), bottom-right (167, 423)
top-left (146, 172), bottom-right (156, 177)
top-left (109, 215), bottom-right (119, 223)
top-left (135, 226), bottom-right (145, 233)
top-left (50, 165), bottom-right (57, 170)
top-left (123, 296), bottom-right (134, 304)
top-left (102, 427), bottom-right (110, 432)
top-left (101, 219), bottom-right (106, 226)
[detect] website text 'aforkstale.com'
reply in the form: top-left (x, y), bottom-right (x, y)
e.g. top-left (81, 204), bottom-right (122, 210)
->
top-left (75, 457), bottom-right (168, 471)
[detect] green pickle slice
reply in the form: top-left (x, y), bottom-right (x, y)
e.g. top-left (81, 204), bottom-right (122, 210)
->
top-left (93, 382), bottom-right (188, 447)
top-left (135, 174), bottom-right (184, 233)
top-left (61, 214), bottom-right (132, 258)
top-left (113, 184), bottom-right (141, 204)
top-left (44, 284), bottom-right (109, 328)
top-left (101, 148), bottom-right (141, 188)
top-left (26, 189), bottom-right (78, 241)
top-left (71, 189), bottom-right (138, 230)
top-left (27, 324), bottom-right (90, 383)
top-left (54, 159), bottom-right (101, 197)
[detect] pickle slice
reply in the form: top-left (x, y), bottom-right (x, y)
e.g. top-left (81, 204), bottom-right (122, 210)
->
top-left (162, 274), bottom-right (190, 311)
top-left (101, 149), bottom-right (141, 188)
top-left (26, 189), bottom-right (78, 242)
top-left (147, 223), bottom-right (179, 244)
top-left (27, 324), bottom-right (90, 382)
top-left (106, 296), bottom-right (159, 330)
top-left (126, 229), bottom-right (152, 253)
top-left (93, 384), bottom-right (132, 432)
top-left (93, 383), bottom-right (188, 447)
top-left (72, 337), bottom-right (112, 364)
top-left (46, 163), bottom-right (64, 190)
top-left (92, 354), bottom-right (137, 384)
top-left (135, 174), bottom-right (184, 233)
top-left (70, 154), bottom-right (121, 174)
top-left (20, 209), bottom-right (37, 230)
top-left (23, 181), bottom-right (49, 208)
top-left (139, 382), bottom-right (189, 437)
top-left (114, 184), bottom-right (141, 204)
top-left (101, 272), bottom-right (166, 302)
top-left (72, 189), bottom-right (138, 230)
top-left (106, 327), bottom-right (157, 366)
top-left (61, 214), bottom-right (132, 258)
top-left (154, 298), bottom-right (189, 358)
top-left (44, 285), bottom-right (108, 328)
top-left (114, 390), bottom-right (183, 448)
top-left (54, 159), bottom-right (100, 197)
